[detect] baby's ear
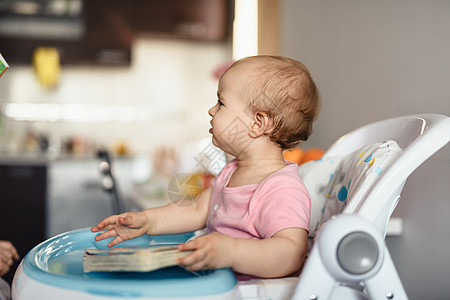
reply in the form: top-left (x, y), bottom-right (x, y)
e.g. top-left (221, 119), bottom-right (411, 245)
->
top-left (249, 112), bottom-right (273, 138)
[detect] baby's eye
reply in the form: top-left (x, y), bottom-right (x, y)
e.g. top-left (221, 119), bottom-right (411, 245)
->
top-left (217, 99), bottom-right (224, 106)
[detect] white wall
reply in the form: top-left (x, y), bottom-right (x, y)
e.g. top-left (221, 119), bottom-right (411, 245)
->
top-left (0, 37), bottom-right (231, 155)
top-left (281, 0), bottom-right (450, 298)
top-left (281, 0), bottom-right (449, 149)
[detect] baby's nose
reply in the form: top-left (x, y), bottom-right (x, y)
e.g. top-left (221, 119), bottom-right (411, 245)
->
top-left (208, 104), bottom-right (217, 116)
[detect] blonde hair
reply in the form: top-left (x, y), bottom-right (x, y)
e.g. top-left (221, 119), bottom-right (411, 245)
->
top-left (226, 55), bottom-right (321, 149)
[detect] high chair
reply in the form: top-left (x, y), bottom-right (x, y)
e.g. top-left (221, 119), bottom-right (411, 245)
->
top-left (12, 114), bottom-right (450, 300)
top-left (292, 113), bottom-right (450, 299)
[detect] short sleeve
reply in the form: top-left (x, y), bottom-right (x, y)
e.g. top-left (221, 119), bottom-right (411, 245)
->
top-left (251, 176), bottom-right (311, 238)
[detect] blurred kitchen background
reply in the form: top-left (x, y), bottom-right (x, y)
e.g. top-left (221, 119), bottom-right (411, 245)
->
top-left (0, 0), bottom-right (449, 298)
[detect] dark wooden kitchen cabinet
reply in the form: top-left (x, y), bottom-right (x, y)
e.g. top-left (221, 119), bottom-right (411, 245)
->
top-left (131, 0), bottom-right (229, 41)
top-left (0, 158), bottom-right (47, 284)
top-left (0, 0), bottom-right (230, 65)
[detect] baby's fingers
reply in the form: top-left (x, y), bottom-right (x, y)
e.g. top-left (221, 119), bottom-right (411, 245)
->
top-left (91, 215), bottom-right (121, 232)
top-left (107, 236), bottom-right (125, 248)
top-left (118, 216), bottom-right (133, 227)
top-left (94, 229), bottom-right (117, 241)
top-left (0, 241), bottom-right (19, 260)
top-left (177, 249), bottom-right (207, 271)
top-left (177, 240), bottom-right (196, 251)
top-left (91, 221), bottom-right (110, 232)
top-left (93, 230), bottom-right (125, 247)
top-left (10, 246), bottom-right (19, 260)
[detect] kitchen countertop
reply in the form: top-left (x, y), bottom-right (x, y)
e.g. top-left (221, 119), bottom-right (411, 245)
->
top-left (0, 154), bottom-right (48, 165)
top-left (128, 182), bottom-right (171, 210)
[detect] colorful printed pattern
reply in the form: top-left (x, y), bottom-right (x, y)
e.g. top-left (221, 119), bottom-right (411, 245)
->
top-left (299, 140), bottom-right (402, 238)
top-left (321, 140), bottom-right (402, 224)
top-left (299, 156), bottom-right (343, 237)
top-left (0, 53), bottom-right (9, 78)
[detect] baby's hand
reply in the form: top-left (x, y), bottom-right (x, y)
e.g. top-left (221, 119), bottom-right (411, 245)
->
top-left (91, 212), bottom-right (149, 247)
top-left (177, 232), bottom-right (236, 271)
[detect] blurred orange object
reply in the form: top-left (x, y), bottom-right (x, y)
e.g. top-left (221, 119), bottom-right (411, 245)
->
top-left (283, 147), bottom-right (325, 165)
top-left (114, 141), bottom-right (130, 156)
top-left (302, 148), bottom-right (325, 163)
top-left (283, 147), bottom-right (305, 164)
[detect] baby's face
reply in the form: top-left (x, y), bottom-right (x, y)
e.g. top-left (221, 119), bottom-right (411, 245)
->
top-left (208, 66), bottom-right (254, 156)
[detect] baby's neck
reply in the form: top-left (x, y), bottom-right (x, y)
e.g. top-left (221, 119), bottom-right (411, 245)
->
top-left (235, 156), bottom-right (286, 168)
top-left (234, 141), bottom-right (285, 167)
top-left (227, 150), bottom-right (287, 187)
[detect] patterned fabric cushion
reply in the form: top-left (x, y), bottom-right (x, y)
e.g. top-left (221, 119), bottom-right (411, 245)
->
top-left (299, 140), bottom-right (402, 238)
top-left (320, 140), bottom-right (402, 224)
top-left (298, 156), bottom-right (343, 237)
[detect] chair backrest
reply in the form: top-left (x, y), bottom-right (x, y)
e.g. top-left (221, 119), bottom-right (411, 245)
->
top-left (324, 114), bottom-right (450, 233)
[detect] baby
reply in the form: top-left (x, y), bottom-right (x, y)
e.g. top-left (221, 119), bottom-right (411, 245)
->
top-left (92, 55), bottom-right (320, 279)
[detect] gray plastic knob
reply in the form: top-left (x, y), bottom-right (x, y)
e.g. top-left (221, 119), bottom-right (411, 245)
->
top-left (337, 232), bottom-right (379, 275)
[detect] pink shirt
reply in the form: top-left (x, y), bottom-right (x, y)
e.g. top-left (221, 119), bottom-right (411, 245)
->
top-left (206, 160), bottom-right (311, 239)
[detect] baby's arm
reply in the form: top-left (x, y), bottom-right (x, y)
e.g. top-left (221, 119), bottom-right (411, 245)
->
top-left (232, 228), bottom-right (307, 277)
top-left (92, 187), bottom-right (212, 247)
top-left (178, 227), bottom-right (308, 278)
